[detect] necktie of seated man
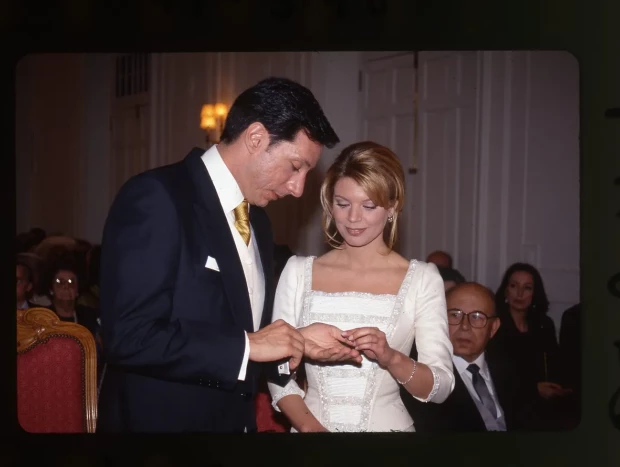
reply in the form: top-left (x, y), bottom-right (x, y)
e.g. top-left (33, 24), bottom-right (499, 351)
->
top-left (234, 200), bottom-right (251, 245)
top-left (467, 363), bottom-right (498, 417)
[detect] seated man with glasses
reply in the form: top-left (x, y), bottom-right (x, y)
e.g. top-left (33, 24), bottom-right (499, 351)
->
top-left (402, 282), bottom-right (538, 432)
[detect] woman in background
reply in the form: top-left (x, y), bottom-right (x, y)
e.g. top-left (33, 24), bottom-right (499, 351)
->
top-left (490, 262), bottom-right (573, 429)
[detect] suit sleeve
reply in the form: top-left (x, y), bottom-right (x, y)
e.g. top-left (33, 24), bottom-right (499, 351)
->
top-left (100, 174), bottom-right (245, 388)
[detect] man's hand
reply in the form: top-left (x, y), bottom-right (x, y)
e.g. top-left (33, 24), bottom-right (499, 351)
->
top-left (248, 319), bottom-right (305, 371)
top-left (300, 323), bottom-right (362, 364)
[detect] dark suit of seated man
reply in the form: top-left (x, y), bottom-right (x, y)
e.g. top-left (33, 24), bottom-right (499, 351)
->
top-left (402, 282), bottom-right (538, 432)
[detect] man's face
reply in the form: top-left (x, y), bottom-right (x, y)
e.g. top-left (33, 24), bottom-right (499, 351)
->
top-left (447, 284), bottom-right (500, 362)
top-left (244, 130), bottom-right (322, 207)
top-left (16, 264), bottom-right (33, 303)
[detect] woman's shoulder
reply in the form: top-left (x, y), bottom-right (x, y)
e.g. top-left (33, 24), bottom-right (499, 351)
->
top-left (279, 255), bottom-right (314, 279)
top-left (389, 251), bottom-right (413, 269)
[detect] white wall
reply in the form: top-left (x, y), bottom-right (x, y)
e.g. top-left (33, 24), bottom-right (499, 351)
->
top-left (79, 54), bottom-right (113, 243)
top-left (15, 54), bottom-right (84, 238)
top-left (15, 53), bottom-right (113, 244)
top-left (476, 51), bottom-right (580, 330)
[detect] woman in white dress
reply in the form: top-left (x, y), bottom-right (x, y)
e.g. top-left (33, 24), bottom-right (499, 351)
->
top-left (268, 141), bottom-right (454, 432)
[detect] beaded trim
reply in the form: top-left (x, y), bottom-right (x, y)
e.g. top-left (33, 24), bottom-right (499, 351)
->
top-left (301, 256), bottom-right (417, 431)
top-left (311, 290), bottom-right (397, 299)
top-left (308, 312), bottom-right (391, 326)
top-left (270, 380), bottom-right (306, 412)
top-left (322, 368), bottom-right (369, 378)
top-left (419, 366), bottom-right (440, 403)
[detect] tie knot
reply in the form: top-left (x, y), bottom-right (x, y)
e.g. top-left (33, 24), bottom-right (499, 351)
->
top-left (467, 363), bottom-right (480, 375)
top-left (234, 200), bottom-right (249, 221)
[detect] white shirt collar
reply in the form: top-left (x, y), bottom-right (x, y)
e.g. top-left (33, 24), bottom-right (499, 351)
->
top-left (453, 352), bottom-right (491, 381)
top-left (200, 144), bottom-right (245, 214)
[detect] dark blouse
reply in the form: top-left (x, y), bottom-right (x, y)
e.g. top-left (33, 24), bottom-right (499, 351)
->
top-left (488, 310), bottom-right (561, 387)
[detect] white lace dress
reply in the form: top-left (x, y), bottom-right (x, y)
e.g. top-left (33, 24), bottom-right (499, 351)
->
top-left (267, 256), bottom-right (454, 432)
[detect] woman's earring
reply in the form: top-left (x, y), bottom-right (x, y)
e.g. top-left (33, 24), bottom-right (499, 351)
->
top-left (387, 215), bottom-right (394, 223)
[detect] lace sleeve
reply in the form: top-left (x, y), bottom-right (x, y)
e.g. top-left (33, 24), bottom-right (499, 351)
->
top-left (416, 366), bottom-right (440, 403)
top-left (268, 375), bottom-right (306, 411)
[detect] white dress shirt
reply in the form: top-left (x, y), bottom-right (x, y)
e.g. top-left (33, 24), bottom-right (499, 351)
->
top-left (201, 145), bottom-right (265, 381)
top-left (453, 353), bottom-right (504, 419)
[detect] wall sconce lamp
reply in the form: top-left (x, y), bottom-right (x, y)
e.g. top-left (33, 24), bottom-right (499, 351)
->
top-left (200, 102), bottom-right (228, 147)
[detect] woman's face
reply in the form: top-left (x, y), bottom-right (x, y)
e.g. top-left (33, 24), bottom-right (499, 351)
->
top-left (331, 177), bottom-right (393, 249)
top-left (52, 269), bottom-right (78, 301)
top-left (505, 270), bottom-right (534, 312)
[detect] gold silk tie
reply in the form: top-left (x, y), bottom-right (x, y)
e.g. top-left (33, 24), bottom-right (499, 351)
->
top-left (233, 200), bottom-right (251, 245)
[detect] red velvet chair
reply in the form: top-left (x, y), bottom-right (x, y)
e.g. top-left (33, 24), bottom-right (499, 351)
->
top-left (255, 375), bottom-right (291, 432)
top-left (17, 307), bottom-right (98, 433)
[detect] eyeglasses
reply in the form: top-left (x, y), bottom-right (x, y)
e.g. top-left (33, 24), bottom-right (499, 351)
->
top-left (55, 277), bottom-right (76, 287)
top-left (447, 309), bottom-right (497, 328)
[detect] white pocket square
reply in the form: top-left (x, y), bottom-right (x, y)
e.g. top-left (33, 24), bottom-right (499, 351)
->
top-left (205, 256), bottom-right (220, 272)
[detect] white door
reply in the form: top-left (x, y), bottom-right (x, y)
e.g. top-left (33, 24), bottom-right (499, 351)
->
top-left (414, 51), bottom-right (480, 278)
top-left (360, 53), bottom-right (417, 257)
top-left (360, 51), bottom-right (480, 271)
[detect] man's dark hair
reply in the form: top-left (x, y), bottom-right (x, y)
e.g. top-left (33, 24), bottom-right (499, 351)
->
top-left (29, 227), bottom-right (46, 244)
top-left (437, 266), bottom-right (466, 284)
top-left (219, 77), bottom-right (340, 149)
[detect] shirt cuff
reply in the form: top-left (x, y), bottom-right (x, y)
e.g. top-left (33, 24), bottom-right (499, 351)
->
top-left (238, 331), bottom-right (250, 381)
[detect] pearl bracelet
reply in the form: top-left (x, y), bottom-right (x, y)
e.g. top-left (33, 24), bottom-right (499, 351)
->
top-left (396, 358), bottom-right (417, 385)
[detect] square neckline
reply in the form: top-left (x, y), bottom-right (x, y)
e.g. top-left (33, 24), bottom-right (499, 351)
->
top-left (305, 256), bottom-right (417, 299)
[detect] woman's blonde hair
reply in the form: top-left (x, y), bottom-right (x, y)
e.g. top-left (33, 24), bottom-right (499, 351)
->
top-left (320, 141), bottom-right (405, 249)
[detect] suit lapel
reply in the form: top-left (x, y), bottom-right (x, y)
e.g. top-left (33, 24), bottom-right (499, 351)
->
top-left (184, 148), bottom-right (254, 333)
top-left (487, 356), bottom-right (513, 429)
top-left (452, 366), bottom-right (488, 431)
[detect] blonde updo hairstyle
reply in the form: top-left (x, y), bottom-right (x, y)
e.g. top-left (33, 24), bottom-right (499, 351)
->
top-left (320, 141), bottom-right (405, 250)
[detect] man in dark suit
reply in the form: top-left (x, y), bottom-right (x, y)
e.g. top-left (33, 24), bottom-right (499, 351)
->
top-left (97, 77), bottom-right (357, 433)
top-left (403, 282), bottom-right (537, 432)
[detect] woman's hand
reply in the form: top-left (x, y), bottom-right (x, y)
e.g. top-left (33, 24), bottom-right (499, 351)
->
top-left (341, 327), bottom-right (396, 368)
top-left (537, 381), bottom-right (567, 399)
